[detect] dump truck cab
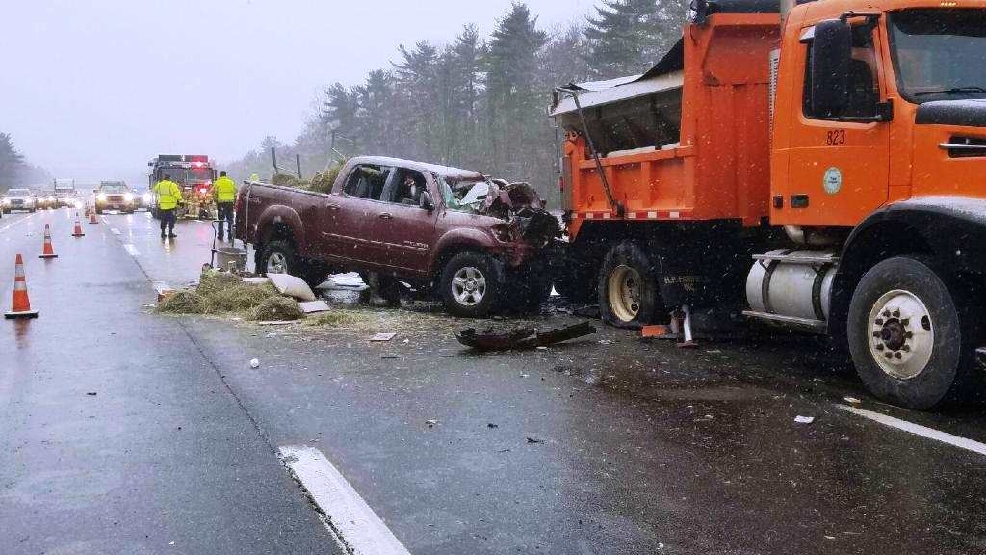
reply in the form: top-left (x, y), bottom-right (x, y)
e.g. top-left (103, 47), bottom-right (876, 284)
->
top-left (772, 0), bottom-right (986, 228)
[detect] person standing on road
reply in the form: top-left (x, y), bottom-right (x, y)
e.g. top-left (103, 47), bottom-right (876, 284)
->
top-left (213, 171), bottom-right (237, 242)
top-left (153, 174), bottom-right (182, 239)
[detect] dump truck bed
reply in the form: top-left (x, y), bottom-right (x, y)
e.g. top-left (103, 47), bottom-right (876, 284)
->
top-left (553, 11), bottom-right (780, 236)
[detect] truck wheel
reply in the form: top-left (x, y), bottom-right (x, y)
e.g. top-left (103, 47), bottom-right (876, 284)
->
top-left (258, 239), bottom-right (301, 277)
top-left (848, 255), bottom-right (981, 409)
top-left (258, 239), bottom-right (326, 290)
top-left (598, 241), bottom-right (661, 329)
top-left (440, 252), bottom-right (502, 318)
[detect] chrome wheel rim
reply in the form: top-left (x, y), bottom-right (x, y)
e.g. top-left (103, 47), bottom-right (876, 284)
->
top-left (608, 265), bottom-right (640, 323)
top-left (452, 266), bottom-right (486, 306)
top-left (267, 252), bottom-right (288, 275)
top-left (867, 289), bottom-right (934, 380)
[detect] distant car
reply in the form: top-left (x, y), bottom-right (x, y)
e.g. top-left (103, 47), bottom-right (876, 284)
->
top-left (35, 192), bottom-right (57, 210)
top-left (136, 188), bottom-right (152, 211)
top-left (94, 181), bottom-right (137, 214)
top-left (1, 188), bottom-right (38, 213)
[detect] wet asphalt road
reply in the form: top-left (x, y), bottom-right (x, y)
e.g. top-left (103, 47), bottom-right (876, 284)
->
top-left (3, 209), bottom-right (986, 554)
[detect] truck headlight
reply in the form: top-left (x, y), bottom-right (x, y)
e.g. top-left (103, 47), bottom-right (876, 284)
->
top-left (97, 193), bottom-right (108, 202)
top-left (124, 193), bottom-right (134, 202)
top-left (1, 198), bottom-right (10, 205)
top-left (142, 192), bottom-right (152, 203)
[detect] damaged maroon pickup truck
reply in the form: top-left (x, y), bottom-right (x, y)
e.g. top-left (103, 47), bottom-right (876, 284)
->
top-left (234, 156), bottom-right (559, 317)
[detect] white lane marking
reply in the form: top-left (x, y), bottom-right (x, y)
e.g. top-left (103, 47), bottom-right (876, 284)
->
top-left (838, 405), bottom-right (986, 457)
top-left (111, 227), bottom-right (122, 235)
top-left (279, 445), bottom-right (411, 555)
top-left (124, 244), bottom-right (140, 257)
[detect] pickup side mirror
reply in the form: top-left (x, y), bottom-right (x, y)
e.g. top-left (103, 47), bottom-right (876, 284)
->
top-left (419, 191), bottom-right (435, 211)
top-left (811, 20), bottom-right (852, 118)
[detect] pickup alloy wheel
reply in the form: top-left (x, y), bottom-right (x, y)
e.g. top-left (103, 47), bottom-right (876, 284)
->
top-left (440, 252), bottom-right (501, 318)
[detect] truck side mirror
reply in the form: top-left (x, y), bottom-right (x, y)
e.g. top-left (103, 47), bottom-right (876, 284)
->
top-left (811, 20), bottom-right (852, 117)
top-left (419, 191), bottom-right (435, 211)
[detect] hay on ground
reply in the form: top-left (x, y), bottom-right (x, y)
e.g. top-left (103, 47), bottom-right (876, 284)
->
top-left (250, 296), bottom-right (304, 321)
top-left (157, 291), bottom-right (207, 314)
top-left (304, 310), bottom-right (368, 328)
top-left (196, 271), bottom-right (244, 297)
top-left (205, 282), bottom-right (280, 314)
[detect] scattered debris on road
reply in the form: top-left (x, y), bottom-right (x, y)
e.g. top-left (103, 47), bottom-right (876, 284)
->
top-left (249, 358), bottom-right (260, 368)
top-left (298, 300), bottom-right (331, 314)
top-left (843, 397), bottom-right (862, 405)
top-left (455, 321), bottom-right (595, 351)
top-left (370, 332), bottom-right (397, 342)
top-left (267, 273), bottom-right (317, 302)
top-left (426, 419), bottom-right (438, 428)
top-left (794, 415), bottom-right (816, 424)
top-left (526, 436), bottom-right (545, 444)
top-left (86, 391), bottom-right (97, 396)
top-left (487, 423), bottom-right (499, 429)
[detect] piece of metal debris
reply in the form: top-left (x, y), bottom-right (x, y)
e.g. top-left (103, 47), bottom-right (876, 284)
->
top-left (794, 415), bottom-right (815, 424)
top-left (370, 332), bottom-right (397, 342)
top-left (455, 321), bottom-right (595, 351)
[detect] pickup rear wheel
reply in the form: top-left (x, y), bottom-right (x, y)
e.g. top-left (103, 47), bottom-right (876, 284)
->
top-left (440, 252), bottom-right (502, 318)
top-left (848, 255), bottom-right (982, 409)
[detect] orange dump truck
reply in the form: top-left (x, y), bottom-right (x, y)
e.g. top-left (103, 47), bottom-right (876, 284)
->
top-left (551, 0), bottom-right (986, 409)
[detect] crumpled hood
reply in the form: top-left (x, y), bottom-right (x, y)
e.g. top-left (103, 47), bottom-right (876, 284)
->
top-left (480, 180), bottom-right (560, 247)
top-left (916, 99), bottom-right (986, 128)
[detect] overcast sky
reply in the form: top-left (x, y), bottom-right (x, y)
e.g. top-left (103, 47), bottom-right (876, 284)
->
top-left (0, 0), bottom-right (593, 186)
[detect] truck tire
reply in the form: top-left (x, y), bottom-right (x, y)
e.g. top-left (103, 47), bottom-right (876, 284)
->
top-left (847, 255), bottom-right (982, 409)
top-left (598, 241), bottom-right (662, 329)
top-left (439, 251), bottom-right (502, 318)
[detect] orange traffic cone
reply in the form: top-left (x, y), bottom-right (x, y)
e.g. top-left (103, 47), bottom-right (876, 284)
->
top-left (39, 224), bottom-right (58, 259)
top-left (5, 254), bottom-right (39, 319)
top-left (72, 212), bottom-right (85, 237)
top-left (89, 211), bottom-right (99, 224)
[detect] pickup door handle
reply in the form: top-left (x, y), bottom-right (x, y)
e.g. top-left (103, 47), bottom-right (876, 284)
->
top-left (326, 203), bottom-right (340, 210)
top-left (378, 212), bottom-right (393, 220)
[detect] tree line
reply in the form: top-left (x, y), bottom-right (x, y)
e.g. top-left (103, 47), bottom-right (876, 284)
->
top-left (0, 132), bottom-right (50, 193)
top-left (226, 0), bottom-right (687, 207)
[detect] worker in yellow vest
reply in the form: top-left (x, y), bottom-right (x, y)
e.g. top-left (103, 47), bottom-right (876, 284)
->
top-left (153, 174), bottom-right (183, 239)
top-left (212, 171), bottom-right (237, 241)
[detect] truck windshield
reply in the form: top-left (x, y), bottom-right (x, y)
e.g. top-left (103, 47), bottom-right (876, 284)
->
top-left (889, 9), bottom-right (986, 102)
top-left (441, 177), bottom-right (490, 213)
top-left (100, 184), bottom-right (128, 193)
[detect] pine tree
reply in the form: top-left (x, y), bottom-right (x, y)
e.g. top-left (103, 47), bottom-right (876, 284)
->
top-left (585, 0), bottom-right (687, 78)
top-left (485, 3), bottom-right (548, 178)
top-left (0, 133), bottom-right (25, 190)
top-left (394, 41), bottom-right (441, 161)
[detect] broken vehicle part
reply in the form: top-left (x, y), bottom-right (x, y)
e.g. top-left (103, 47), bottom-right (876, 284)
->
top-left (455, 321), bottom-right (596, 351)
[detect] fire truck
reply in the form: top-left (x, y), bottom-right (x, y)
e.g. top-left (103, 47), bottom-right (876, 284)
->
top-left (551, 0), bottom-right (986, 409)
top-left (147, 154), bottom-right (217, 219)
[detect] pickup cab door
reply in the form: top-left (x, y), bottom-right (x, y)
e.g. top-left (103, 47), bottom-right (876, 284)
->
top-left (778, 22), bottom-right (891, 228)
top-left (362, 168), bottom-right (440, 275)
top-left (320, 164), bottom-right (392, 265)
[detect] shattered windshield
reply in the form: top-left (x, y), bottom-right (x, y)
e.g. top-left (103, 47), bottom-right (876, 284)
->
top-left (440, 177), bottom-right (491, 213)
top-left (890, 10), bottom-right (986, 102)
